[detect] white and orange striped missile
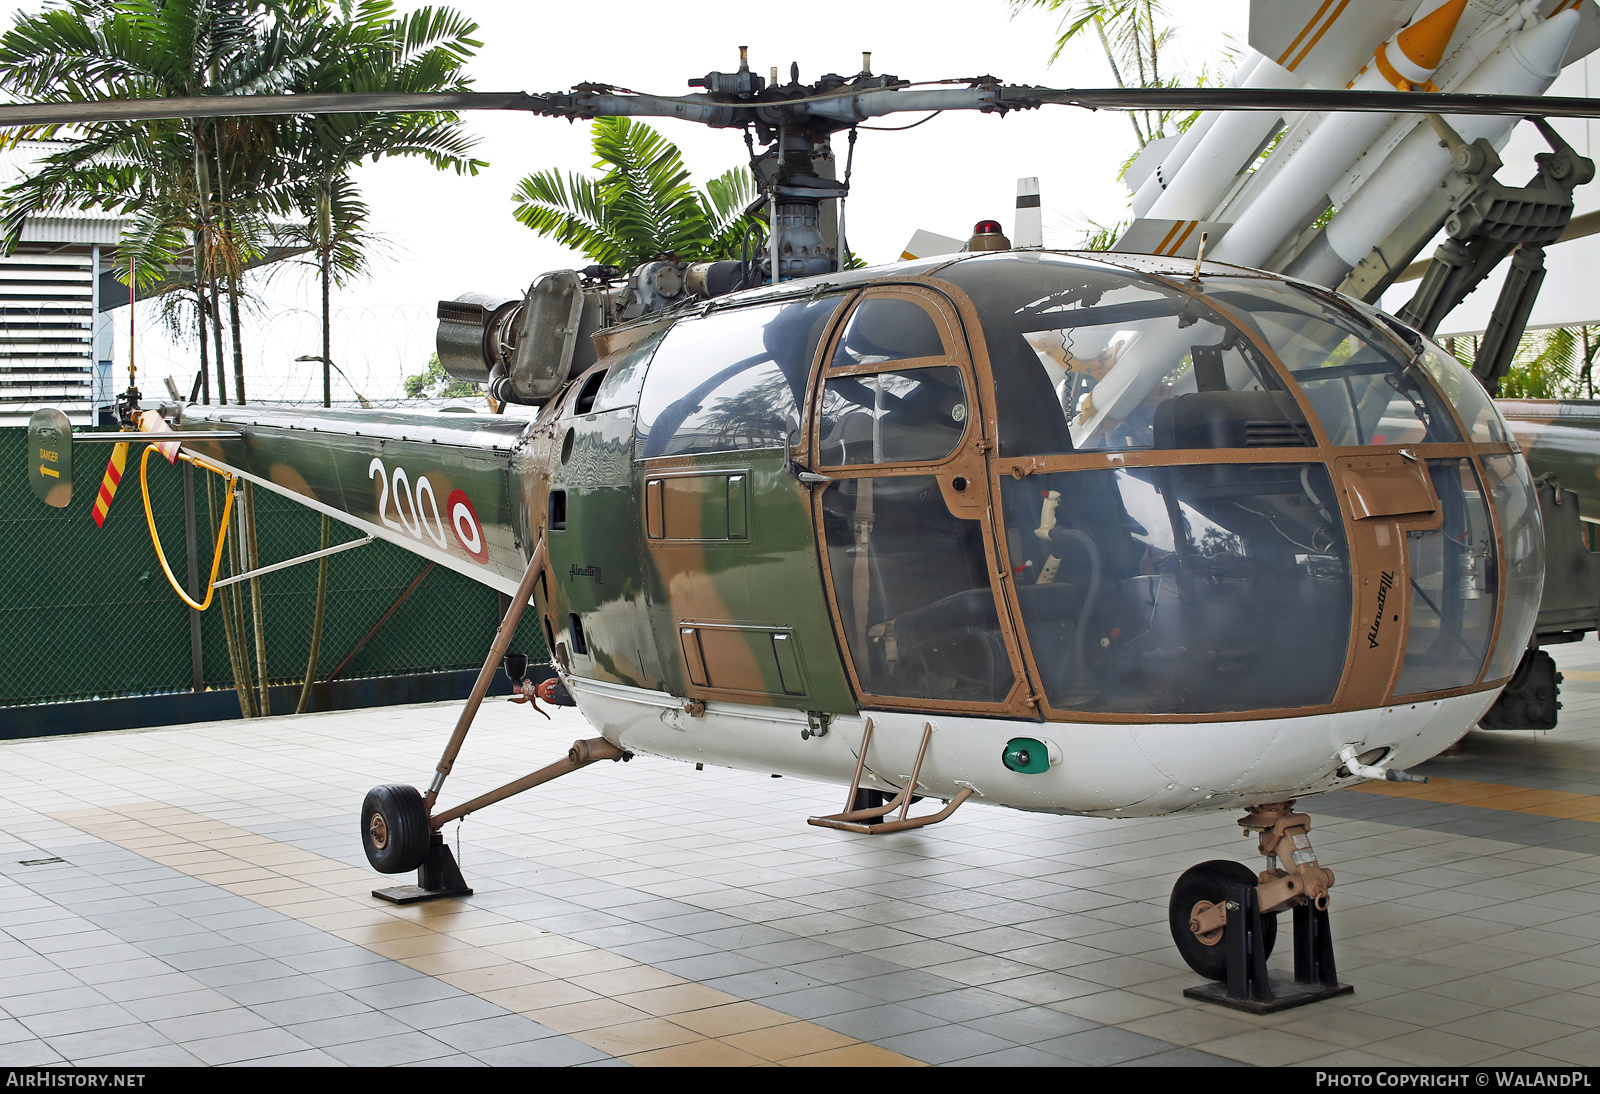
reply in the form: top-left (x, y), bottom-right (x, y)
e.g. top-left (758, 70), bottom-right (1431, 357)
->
top-left (1286, 7), bottom-right (1582, 285)
top-left (1209, 0), bottom-right (1471, 268)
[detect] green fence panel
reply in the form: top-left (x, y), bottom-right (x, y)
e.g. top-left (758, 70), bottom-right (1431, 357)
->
top-left (0, 427), bottom-right (547, 708)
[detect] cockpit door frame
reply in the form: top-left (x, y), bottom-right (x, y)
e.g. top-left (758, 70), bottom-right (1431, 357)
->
top-left (806, 281), bottom-right (1040, 717)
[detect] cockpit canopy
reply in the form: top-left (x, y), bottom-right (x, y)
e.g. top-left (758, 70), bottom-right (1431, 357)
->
top-left (939, 251), bottom-right (1498, 456)
top-left (617, 251), bottom-right (1539, 719)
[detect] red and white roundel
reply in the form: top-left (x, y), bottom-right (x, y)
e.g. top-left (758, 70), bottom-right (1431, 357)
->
top-left (447, 489), bottom-right (489, 563)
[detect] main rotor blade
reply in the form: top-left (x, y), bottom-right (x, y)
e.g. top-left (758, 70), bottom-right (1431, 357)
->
top-left (1003, 85), bottom-right (1600, 118)
top-left (0, 91), bottom-right (550, 127)
top-left (8, 81), bottom-right (1600, 131)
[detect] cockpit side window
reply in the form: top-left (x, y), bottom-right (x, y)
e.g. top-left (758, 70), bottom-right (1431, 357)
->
top-left (1200, 279), bottom-right (1462, 447)
top-left (817, 366), bottom-right (969, 467)
top-left (941, 254), bottom-right (1305, 456)
top-left (635, 296), bottom-right (844, 459)
top-left (831, 297), bottom-right (947, 367)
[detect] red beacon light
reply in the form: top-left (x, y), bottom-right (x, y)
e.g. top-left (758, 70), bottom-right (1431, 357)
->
top-left (966, 219), bottom-right (1011, 252)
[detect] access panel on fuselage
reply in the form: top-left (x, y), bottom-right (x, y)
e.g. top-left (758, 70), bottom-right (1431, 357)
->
top-left (632, 296), bottom-right (856, 712)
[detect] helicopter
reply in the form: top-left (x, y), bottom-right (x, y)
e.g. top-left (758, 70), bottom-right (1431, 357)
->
top-left (19, 7), bottom-right (1600, 1013)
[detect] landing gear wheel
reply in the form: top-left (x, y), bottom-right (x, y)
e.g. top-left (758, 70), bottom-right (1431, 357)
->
top-left (361, 784), bottom-right (430, 874)
top-left (1169, 859), bottom-right (1277, 981)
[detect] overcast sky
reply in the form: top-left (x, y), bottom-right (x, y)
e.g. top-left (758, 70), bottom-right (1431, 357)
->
top-left (3, 0), bottom-right (1249, 402)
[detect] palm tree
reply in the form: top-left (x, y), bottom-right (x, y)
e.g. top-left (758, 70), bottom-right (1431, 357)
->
top-left (0, 1), bottom-right (484, 718)
top-left (1012, 0), bottom-right (1230, 247)
top-left (512, 116), bottom-right (757, 268)
top-left (0, 0), bottom-right (317, 407)
top-left (277, 0), bottom-right (484, 408)
top-left (1013, 0), bottom-right (1186, 148)
top-left (267, 4), bottom-right (484, 714)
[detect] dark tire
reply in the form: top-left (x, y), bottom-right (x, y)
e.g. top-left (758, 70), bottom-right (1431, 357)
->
top-left (1168, 859), bottom-right (1277, 981)
top-left (852, 788), bottom-right (890, 814)
top-left (361, 784), bottom-right (430, 874)
top-left (851, 788), bottom-right (924, 815)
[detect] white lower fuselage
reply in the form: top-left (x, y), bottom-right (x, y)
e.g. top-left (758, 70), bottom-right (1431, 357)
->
top-left (567, 676), bottom-right (1495, 818)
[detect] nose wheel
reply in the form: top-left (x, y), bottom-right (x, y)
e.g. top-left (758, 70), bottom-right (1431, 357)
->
top-left (1168, 860), bottom-right (1277, 981)
top-left (1172, 803), bottom-right (1352, 1013)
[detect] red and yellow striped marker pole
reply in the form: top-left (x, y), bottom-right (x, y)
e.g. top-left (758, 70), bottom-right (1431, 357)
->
top-left (90, 442), bottom-right (129, 528)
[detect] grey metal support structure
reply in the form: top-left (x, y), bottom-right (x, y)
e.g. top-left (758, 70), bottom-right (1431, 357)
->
top-left (1337, 124), bottom-right (1504, 305)
top-left (1392, 119), bottom-right (1594, 393)
top-left (89, 244), bottom-right (100, 418)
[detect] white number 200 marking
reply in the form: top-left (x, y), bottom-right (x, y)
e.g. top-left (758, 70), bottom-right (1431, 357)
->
top-left (369, 457), bottom-right (449, 549)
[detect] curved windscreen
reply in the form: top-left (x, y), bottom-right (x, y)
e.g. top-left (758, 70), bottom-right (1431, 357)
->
top-left (1415, 343), bottom-right (1509, 445)
top-left (941, 254), bottom-right (1304, 456)
top-left (1481, 453), bottom-right (1544, 682)
top-left (999, 462), bottom-right (1351, 713)
top-left (1394, 458), bottom-right (1497, 696)
top-left (1199, 279), bottom-right (1461, 447)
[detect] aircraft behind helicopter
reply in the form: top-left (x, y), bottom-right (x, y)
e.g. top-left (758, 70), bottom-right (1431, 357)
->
top-left (19, 0), bottom-right (1600, 1009)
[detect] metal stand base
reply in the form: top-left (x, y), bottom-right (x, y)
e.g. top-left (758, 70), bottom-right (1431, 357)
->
top-left (1184, 885), bottom-right (1353, 1014)
top-left (372, 833), bottom-right (473, 905)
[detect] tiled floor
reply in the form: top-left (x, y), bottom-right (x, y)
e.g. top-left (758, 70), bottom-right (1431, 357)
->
top-left (4, 643), bottom-right (1600, 1067)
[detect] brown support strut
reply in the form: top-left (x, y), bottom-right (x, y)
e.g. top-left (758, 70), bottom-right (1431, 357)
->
top-left (423, 537), bottom-right (547, 811)
top-left (431, 737), bottom-right (626, 828)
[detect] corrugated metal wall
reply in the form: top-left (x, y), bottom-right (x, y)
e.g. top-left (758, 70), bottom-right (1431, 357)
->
top-left (0, 251), bottom-right (97, 427)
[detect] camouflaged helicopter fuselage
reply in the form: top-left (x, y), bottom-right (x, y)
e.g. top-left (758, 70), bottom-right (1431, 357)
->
top-left (527, 357), bottom-right (857, 716)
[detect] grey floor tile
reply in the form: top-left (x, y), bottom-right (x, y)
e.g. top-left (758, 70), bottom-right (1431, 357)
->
top-left (283, 1010), bottom-right (412, 1048)
top-left (250, 994), bottom-right (374, 1026)
top-left (1114, 1046), bottom-right (1250, 1066)
top-left (183, 1028), bottom-right (318, 1066)
top-left (321, 1030), bottom-right (462, 1066)
top-left (473, 1037), bottom-right (613, 1067)
top-left (1039, 1026), bottom-right (1178, 1065)
top-left (45, 1023), bottom-right (171, 1062)
top-left (813, 1002), bottom-right (948, 1040)
top-left (386, 995), bottom-right (509, 1030)
top-left (876, 1024), bottom-right (1018, 1064)
top-left (77, 1044), bottom-right (207, 1067)
top-left (427, 1015), bottom-right (559, 1053)
top-left (344, 977), bottom-right (462, 1010)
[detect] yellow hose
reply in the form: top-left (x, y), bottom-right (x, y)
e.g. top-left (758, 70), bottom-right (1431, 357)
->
top-left (139, 443), bottom-right (236, 611)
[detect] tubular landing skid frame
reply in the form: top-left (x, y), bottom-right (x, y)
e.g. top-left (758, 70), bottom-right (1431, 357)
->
top-left (807, 718), bottom-right (974, 834)
top-left (372, 540), bottom-right (631, 905)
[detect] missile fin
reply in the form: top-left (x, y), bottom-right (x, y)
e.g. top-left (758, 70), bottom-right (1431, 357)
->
top-left (1112, 219), bottom-right (1232, 259)
top-left (1249, 0), bottom-right (1412, 88)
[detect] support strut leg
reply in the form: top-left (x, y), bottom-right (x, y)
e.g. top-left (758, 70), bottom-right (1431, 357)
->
top-left (424, 538), bottom-right (546, 809)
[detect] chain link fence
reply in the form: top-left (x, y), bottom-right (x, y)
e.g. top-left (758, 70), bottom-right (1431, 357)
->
top-left (0, 427), bottom-right (547, 710)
